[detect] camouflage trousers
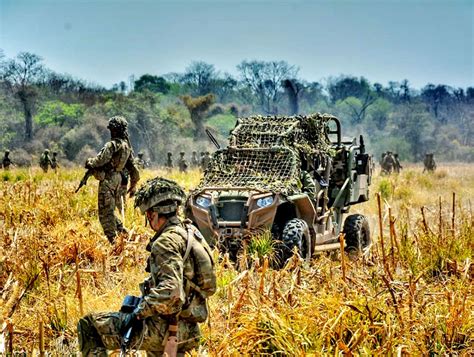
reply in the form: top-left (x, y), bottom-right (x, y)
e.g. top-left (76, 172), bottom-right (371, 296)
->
top-left (98, 173), bottom-right (125, 243)
top-left (77, 311), bottom-right (200, 356)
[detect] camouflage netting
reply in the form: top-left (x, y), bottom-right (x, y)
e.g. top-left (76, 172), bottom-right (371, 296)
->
top-left (229, 114), bottom-right (333, 155)
top-left (135, 177), bottom-right (186, 213)
top-left (196, 114), bottom-right (336, 195)
top-left (197, 147), bottom-right (301, 195)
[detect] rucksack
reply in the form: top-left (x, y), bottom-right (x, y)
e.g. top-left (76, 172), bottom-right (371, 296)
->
top-left (181, 222), bottom-right (216, 298)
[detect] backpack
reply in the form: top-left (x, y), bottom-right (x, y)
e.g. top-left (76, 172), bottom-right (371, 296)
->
top-left (177, 221), bottom-right (216, 323)
top-left (181, 222), bottom-right (216, 298)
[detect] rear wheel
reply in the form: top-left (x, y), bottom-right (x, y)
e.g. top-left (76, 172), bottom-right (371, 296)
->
top-left (343, 214), bottom-right (371, 253)
top-left (279, 218), bottom-right (311, 265)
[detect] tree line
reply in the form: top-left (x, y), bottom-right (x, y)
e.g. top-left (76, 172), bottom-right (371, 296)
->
top-left (1, 50), bottom-right (473, 165)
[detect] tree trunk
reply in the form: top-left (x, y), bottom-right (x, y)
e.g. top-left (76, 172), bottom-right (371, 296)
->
top-left (19, 95), bottom-right (33, 141)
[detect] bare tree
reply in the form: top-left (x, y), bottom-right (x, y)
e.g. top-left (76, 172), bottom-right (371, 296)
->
top-left (183, 61), bottom-right (218, 96)
top-left (1, 52), bottom-right (46, 141)
top-left (237, 60), bottom-right (298, 114)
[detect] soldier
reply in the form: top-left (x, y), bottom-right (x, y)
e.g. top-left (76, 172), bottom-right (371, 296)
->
top-left (51, 152), bottom-right (59, 173)
top-left (423, 153), bottom-right (437, 173)
top-left (85, 116), bottom-right (140, 243)
top-left (2, 150), bottom-right (12, 170)
top-left (381, 151), bottom-right (396, 175)
top-left (77, 177), bottom-right (216, 356)
top-left (201, 151), bottom-right (212, 171)
top-left (191, 151), bottom-right (199, 168)
top-left (39, 149), bottom-right (53, 173)
top-left (166, 152), bottom-right (173, 170)
top-left (393, 153), bottom-right (402, 173)
top-left (200, 152), bottom-right (205, 170)
top-left (134, 152), bottom-right (147, 170)
top-left (178, 152), bottom-right (188, 173)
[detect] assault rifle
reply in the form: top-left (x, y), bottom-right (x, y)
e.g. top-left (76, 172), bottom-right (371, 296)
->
top-left (119, 282), bottom-right (178, 357)
top-left (75, 169), bottom-right (93, 193)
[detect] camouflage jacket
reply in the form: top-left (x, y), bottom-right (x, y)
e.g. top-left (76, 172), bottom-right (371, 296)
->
top-left (136, 217), bottom-right (215, 322)
top-left (87, 138), bottom-right (139, 189)
top-left (39, 154), bottom-right (52, 167)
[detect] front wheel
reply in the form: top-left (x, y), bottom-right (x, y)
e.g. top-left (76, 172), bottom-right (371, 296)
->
top-left (343, 214), bottom-right (371, 254)
top-left (279, 218), bottom-right (311, 265)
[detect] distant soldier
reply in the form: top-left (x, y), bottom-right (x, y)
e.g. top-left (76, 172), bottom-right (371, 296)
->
top-left (166, 152), bottom-right (173, 169)
top-left (381, 151), bottom-right (396, 175)
top-left (51, 152), bottom-right (59, 173)
top-left (85, 116), bottom-right (140, 243)
top-left (423, 153), bottom-right (437, 173)
top-left (393, 153), bottom-right (402, 173)
top-left (178, 152), bottom-right (188, 172)
top-left (380, 152), bottom-right (387, 167)
top-left (191, 151), bottom-right (199, 168)
top-left (200, 152), bottom-right (205, 170)
top-left (2, 150), bottom-right (12, 170)
top-left (39, 149), bottom-right (53, 173)
top-left (201, 151), bottom-right (212, 171)
top-left (134, 152), bottom-right (147, 170)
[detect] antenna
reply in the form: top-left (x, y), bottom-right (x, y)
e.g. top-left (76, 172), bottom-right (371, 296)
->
top-left (206, 129), bottom-right (221, 149)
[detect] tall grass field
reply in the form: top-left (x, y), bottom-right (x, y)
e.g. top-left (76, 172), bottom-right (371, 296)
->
top-left (1, 164), bottom-right (473, 355)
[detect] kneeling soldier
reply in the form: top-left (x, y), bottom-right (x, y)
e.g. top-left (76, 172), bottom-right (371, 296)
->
top-left (77, 177), bottom-right (216, 356)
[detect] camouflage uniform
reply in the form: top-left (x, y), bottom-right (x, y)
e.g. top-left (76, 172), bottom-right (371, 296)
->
top-left (134, 152), bottom-right (147, 170)
top-left (51, 152), bottom-right (59, 172)
top-left (300, 170), bottom-right (317, 198)
top-left (86, 116), bottom-right (140, 243)
top-left (423, 153), bottom-right (436, 172)
top-left (201, 152), bottom-right (211, 171)
top-left (178, 152), bottom-right (188, 173)
top-left (381, 152), bottom-right (396, 174)
top-left (39, 149), bottom-right (53, 172)
top-left (166, 152), bottom-right (173, 169)
top-left (77, 178), bottom-right (216, 356)
top-left (191, 151), bottom-right (199, 168)
top-left (393, 153), bottom-right (402, 173)
top-left (2, 151), bottom-right (12, 170)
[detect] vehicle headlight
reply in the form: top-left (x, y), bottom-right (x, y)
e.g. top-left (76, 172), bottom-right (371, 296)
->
top-left (256, 196), bottom-right (274, 208)
top-left (196, 195), bottom-right (212, 208)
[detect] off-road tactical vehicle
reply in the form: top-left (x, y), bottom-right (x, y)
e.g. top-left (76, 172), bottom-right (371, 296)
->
top-left (187, 114), bottom-right (372, 263)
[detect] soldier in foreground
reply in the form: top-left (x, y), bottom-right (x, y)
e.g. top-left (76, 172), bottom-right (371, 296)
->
top-left (77, 177), bottom-right (216, 356)
top-left (85, 116), bottom-right (140, 243)
top-left (2, 150), bottom-right (12, 170)
top-left (423, 153), bottom-right (437, 172)
top-left (39, 149), bottom-right (53, 172)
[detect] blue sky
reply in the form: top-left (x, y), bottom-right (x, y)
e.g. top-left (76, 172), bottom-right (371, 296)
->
top-left (0, 0), bottom-right (472, 89)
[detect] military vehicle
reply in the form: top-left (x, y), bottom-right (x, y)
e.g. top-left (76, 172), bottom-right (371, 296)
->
top-left (186, 114), bottom-right (372, 264)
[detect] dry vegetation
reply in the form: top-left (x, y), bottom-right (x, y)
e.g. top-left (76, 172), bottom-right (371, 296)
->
top-left (1, 165), bottom-right (473, 355)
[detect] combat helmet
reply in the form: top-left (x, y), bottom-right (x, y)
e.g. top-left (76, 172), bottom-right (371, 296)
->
top-left (134, 177), bottom-right (186, 214)
top-left (107, 116), bottom-right (128, 132)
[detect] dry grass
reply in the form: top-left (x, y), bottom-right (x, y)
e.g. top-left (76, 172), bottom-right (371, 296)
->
top-left (1, 164), bottom-right (473, 355)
